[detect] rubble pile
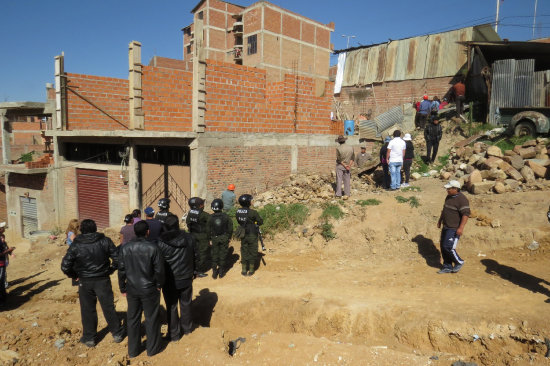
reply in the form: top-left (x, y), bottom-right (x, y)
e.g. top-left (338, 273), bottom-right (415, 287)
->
top-left (439, 137), bottom-right (550, 194)
top-left (254, 172), bottom-right (372, 206)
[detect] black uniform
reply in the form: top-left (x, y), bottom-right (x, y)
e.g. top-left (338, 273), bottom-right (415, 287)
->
top-left (186, 209), bottom-right (211, 273)
top-left (157, 229), bottom-right (197, 341)
top-left (61, 232), bottom-right (124, 345)
top-left (155, 210), bottom-right (172, 224)
top-left (424, 121), bottom-right (442, 163)
top-left (236, 207), bottom-right (263, 275)
top-left (118, 237), bottom-right (165, 357)
top-left (206, 212), bottom-right (233, 277)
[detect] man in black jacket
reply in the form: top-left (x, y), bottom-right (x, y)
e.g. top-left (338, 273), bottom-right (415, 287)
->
top-left (157, 214), bottom-right (197, 341)
top-left (424, 118), bottom-right (443, 163)
top-left (118, 221), bottom-right (165, 357)
top-left (61, 219), bottom-right (125, 347)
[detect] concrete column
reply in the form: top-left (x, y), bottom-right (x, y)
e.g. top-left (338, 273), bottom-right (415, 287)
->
top-left (1, 109), bottom-right (10, 164)
top-left (128, 143), bottom-right (140, 209)
top-left (54, 55), bottom-right (66, 130)
top-left (129, 41), bottom-right (144, 130)
top-left (189, 137), bottom-right (208, 200)
top-left (291, 144), bottom-right (298, 173)
top-left (52, 135), bottom-right (62, 226)
top-left (192, 17), bottom-right (206, 133)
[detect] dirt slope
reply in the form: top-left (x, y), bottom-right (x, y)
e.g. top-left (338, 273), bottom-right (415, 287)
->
top-left (1, 178), bottom-right (550, 366)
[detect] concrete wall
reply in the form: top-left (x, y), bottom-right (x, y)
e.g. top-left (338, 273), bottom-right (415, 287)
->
top-left (5, 173), bottom-right (56, 238)
top-left (0, 176), bottom-right (6, 223)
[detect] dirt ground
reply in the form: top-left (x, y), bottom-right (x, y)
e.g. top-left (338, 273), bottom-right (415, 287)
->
top-left (1, 175), bottom-right (550, 366)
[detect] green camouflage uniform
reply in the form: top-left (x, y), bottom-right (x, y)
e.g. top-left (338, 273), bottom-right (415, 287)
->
top-left (186, 209), bottom-right (211, 272)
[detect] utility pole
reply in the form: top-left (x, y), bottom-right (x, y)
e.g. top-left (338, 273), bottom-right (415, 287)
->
top-left (342, 34), bottom-right (356, 49)
top-left (495, 0), bottom-right (501, 33)
top-left (533, 0), bottom-right (539, 39)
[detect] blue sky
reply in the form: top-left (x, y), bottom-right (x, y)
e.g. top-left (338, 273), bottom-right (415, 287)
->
top-left (0, 0), bottom-right (547, 102)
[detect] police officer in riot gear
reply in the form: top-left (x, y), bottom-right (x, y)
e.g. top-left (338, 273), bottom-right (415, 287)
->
top-left (156, 198), bottom-right (172, 224)
top-left (206, 199), bottom-right (233, 279)
top-left (186, 197), bottom-right (211, 278)
top-left (235, 194), bottom-right (263, 276)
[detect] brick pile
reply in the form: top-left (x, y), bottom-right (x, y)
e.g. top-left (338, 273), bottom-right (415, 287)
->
top-left (24, 153), bottom-right (53, 169)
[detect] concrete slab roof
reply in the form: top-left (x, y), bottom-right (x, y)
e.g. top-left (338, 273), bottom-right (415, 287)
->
top-left (0, 102), bottom-right (46, 110)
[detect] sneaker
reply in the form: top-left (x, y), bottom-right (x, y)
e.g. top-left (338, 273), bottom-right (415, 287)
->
top-left (212, 270), bottom-right (218, 280)
top-left (197, 272), bottom-right (208, 278)
top-left (219, 270), bottom-right (226, 279)
top-left (247, 271), bottom-right (255, 276)
top-left (437, 268), bottom-right (453, 274)
top-left (113, 334), bottom-right (125, 343)
top-left (452, 263), bottom-right (464, 273)
top-left (241, 271), bottom-right (247, 276)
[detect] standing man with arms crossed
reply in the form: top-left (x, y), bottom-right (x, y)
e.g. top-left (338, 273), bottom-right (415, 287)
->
top-left (118, 221), bottom-right (165, 357)
top-left (61, 219), bottom-right (125, 347)
top-left (437, 180), bottom-right (470, 274)
top-left (335, 135), bottom-right (355, 198)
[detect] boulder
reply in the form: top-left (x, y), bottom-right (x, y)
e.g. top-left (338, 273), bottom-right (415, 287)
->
top-left (473, 142), bottom-right (487, 154)
top-left (441, 171), bottom-right (452, 180)
top-left (470, 181), bottom-right (495, 195)
top-left (504, 166), bottom-right (524, 181)
top-left (494, 181), bottom-right (506, 194)
top-left (518, 147), bottom-right (537, 159)
top-left (487, 145), bottom-right (504, 158)
top-left (411, 172), bottom-right (422, 180)
top-left (465, 165), bottom-right (475, 174)
top-left (520, 165), bottom-right (536, 182)
top-left (505, 179), bottom-right (520, 191)
top-left (513, 145), bottom-right (522, 155)
top-left (488, 168), bottom-right (507, 181)
top-left (459, 163), bottom-right (467, 171)
top-left (468, 169), bottom-right (483, 184)
top-left (508, 154), bottom-right (524, 170)
top-left (480, 170), bottom-right (491, 179)
top-left (504, 150), bottom-right (518, 156)
top-left (497, 160), bottom-right (513, 171)
top-left (525, 160), bottom-right (547, 178)
top-left (463, 146), bottom-right (474, 159)
top-left (522, 139), bottom-right (537, 147)
top-left (468, 154), bottom-right (482, 165)
top-left (482, 157), bottom-right (504, 170)
top-left (428, 170), bottom-right (438, 177)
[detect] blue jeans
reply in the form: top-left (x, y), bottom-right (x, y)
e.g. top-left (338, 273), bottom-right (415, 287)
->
top-left (389, 162), bottom-right (402, 189)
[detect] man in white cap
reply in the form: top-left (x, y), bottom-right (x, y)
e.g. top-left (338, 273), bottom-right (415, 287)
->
top-left (437, 180), bottom-right (470, 274)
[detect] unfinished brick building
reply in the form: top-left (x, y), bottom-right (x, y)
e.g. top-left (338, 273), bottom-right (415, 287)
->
top-left (44, 1), bottom-right (342, 230)
top-left (183, 0), bottom-right (334, 95)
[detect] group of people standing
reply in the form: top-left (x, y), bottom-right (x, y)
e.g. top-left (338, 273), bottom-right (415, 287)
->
top-left (60, 186), bottom-right (264, 358)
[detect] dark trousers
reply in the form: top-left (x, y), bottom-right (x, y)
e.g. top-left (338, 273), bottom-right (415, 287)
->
top-left (78, 277), bottom-right (123, 342)
top-left (241, 235), bottom-right (258, 273)
top-left (127, 289), bottom-right (162, 357)
top-left (381, 164), bottom-right (390, 189)
top-left (211, 235), bottom-right (229, 270)
top-left (426, 140), bottom-right (439, 162)
top-left (403, 159), bottom-right (412, 183)
top-left (0, 267), bottom-right (6, 302)
top-left (163, 283), bottom-right (193, 340)
top-left (440, 228), bottom-right (464, 269)
top-left (192, 233), bottom-right (210, 272)
top-left (456, 95), bottom-right (465, 115)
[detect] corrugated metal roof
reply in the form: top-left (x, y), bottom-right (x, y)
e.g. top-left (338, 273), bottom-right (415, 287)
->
top-left (341, 27), bottom-right (475, 86)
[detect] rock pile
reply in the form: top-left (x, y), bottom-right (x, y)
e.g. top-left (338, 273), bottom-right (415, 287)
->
top-left (254, 172), bottom-right (372, 206)
top-left (439, 137), bottom-right (550, 194)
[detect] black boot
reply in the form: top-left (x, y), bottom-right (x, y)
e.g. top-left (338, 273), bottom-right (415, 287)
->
top-left (218, 267), bottom-right (226, 278)
top-left (212, 266), bottom-right (219, 280)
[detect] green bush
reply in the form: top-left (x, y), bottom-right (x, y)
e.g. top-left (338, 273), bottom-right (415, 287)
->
top-left (256, 203), bottom-right (309, 237)
top-left (20, 151), bottom-right (36, 163)
top-left (412, 155), bottom-right (429, 174)
top-left (395, 195), bottom-right (420, 208)
top-left (490, 135), bottom-right (532, 152)
top-left (356, 199), bottom-right (381, 206)
top-left (467, 123), bottom-right (494, 137)
top-left (320, 203), bottom-right (345, 220)
top-left (320, 222), bottom-right (336, 241)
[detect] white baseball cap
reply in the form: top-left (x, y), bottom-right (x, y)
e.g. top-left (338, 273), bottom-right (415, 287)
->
top-left (444, 180), bottom-right (461, 189)
top-left (0, 222), bottom-right (5, 228)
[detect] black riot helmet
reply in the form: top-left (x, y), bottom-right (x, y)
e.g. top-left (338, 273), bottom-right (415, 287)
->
top-left (188, 197), bottom-right (204, 210)
top-left (211, 199), bottom-right (224, 212)
top-left (158, 198), bottom-right (170, 210)
top-left (238, 194), bottom-right (253, 208)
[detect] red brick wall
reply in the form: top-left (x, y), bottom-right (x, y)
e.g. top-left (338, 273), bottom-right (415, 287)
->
top-left (205, 59), bottom-right (334, 134)
top-left (297, 146), bottom-right (334, 174)
top-left (336, 76), bottom-right (453, 119)
top-left (66, 73), bottom-right (130, 130)
top-left (142, 66), bottom-right (193, 131)
top-left (206, 145), bottom-right (292, 196)
top-left (62, 168), bottom-right (78, 223)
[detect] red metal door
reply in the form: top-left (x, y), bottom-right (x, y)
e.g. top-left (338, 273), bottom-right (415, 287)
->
top-left (76, 169), bottom-right (109, 229)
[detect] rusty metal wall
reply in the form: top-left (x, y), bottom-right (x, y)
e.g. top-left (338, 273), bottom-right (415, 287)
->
top-left (342, 27), bottom-right (473, 86)
top-left (488, 59), bottom-right (548, 125)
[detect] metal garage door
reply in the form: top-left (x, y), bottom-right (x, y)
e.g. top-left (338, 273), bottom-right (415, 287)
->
top-left (20, 196), bottom-right (38, 238)
top-left (76, 169), bottom-right (109, 229)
